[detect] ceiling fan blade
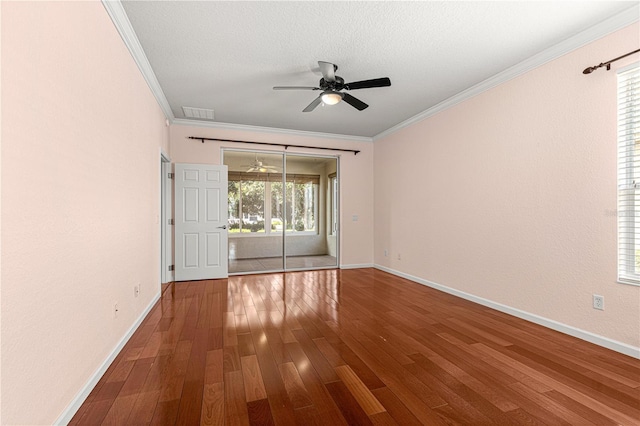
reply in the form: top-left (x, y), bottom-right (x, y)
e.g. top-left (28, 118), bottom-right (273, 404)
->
top-left (342, 93), bottom-right (368, 111)
top-left (273, 86), bottom-right (320, 90)
top-left (344, 77), bottom-right (391, 90)
top-left (318, 61), bottom-right (336, 83)
top-left (303, 95), bottom-right (323, 112)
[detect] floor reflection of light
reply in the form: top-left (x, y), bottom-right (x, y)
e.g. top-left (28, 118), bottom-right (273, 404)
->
top-left (270, 311), bottom-right (283, 327)
top-left (298, 359), bottom-right (310, 373)
top-left (259, 333), bottom-right (267, 345)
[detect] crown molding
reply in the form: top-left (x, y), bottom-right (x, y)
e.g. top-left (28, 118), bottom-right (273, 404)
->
top-left (104, 0), bottom-right (637, 142)
top-left (102, 0), bottom-right (175, 121)
top-left (102, 0), bottom-right (370, 142)
top-left (373, 4), bottom-right (640, 141)
top-left (171, 118), bottom-right (373, 143)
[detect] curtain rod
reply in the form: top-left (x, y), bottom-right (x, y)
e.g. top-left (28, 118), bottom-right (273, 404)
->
top-left (583, 48), bottom-right (640, 74)
top-left (188, 136), bottom-right (360, 155)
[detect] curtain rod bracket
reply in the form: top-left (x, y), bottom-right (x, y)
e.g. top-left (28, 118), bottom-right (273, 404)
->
top-left (583, 48), bottom-right (639, 74)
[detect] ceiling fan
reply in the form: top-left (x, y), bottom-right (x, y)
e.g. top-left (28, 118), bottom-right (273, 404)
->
top-left (273, 61), bottom-right (391, 112)
top-left (242, 154), bottom-right (279, 173)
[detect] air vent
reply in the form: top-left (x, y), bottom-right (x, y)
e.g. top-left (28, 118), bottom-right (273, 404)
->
top-left (182, 106), bottom-right (215, 120)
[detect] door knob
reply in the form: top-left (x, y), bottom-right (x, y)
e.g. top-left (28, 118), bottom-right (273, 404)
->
top-left (217, 225), bottom-right (227, 229)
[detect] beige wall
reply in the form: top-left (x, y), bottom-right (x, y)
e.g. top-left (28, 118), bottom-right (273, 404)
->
top-left (1, 2), bottom-right (168, 424)
top-left (374, 23), bottom-right (640, 350)
top-left (170, 124), bottom-right (374, 267)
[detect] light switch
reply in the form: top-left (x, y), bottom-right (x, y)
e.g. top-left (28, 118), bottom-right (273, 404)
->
top-left (352, 215), bottom-right (358, 221)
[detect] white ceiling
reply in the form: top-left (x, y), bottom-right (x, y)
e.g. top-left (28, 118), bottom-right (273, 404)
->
top-left (118, 1), bottom-right (638, 138)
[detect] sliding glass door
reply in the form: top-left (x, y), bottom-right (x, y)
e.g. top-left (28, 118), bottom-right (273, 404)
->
top-left (225, 151), bottom-right (283, 274)
top-left (284, 154), bottom-right (338, 271)
top-left (223, 150), bottom-right (338, 274)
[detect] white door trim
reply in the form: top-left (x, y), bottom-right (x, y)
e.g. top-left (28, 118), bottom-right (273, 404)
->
top-left (160, 151), bottom-right (173, 284)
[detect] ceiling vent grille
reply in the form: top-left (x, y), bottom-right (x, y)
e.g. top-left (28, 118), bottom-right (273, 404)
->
top-left (182, 106), bottom-right (215, 120)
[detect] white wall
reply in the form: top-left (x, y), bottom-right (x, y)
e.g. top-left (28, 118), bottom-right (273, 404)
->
top-left (170, 124), bottom-right (374, 267)
top-left (374, 23), bottom-right (640, 352)
top-left (229, 235), bottom-right (328, 259)
top-left (1, 2), bottom-right (169, 423)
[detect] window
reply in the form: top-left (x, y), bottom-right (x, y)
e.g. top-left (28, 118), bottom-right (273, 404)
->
top-left (617, 63), bottom-right (640, 285)
top-left (228, 172), bottom-right (319, 235)
top-left (329, 173), bottom-right (338, 235)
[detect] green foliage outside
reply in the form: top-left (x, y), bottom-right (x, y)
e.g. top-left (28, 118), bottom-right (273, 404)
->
top-left (228, 179), bottom-right (316, 233)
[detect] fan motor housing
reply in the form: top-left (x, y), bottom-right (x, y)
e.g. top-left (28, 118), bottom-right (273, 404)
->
top-left (320, 76), bottom-right (345, 90)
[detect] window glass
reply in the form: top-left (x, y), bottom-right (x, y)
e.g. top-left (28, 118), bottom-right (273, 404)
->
top-left (294, 182), bottom-right (316, 232)
top-left (330, 176), bottom-right (338, 235)
top-left (227, 175), bottom-right (318, 234)
top-left (271, 182), bottom-right (284, 232)
top-left (240, 180), bottom-right (265, 233)
top-left (228, 181), bottom-right (240, 231)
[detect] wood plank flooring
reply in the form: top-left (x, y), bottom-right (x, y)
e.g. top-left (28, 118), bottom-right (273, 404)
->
top-left (70, 268), bottom-right (640, 425)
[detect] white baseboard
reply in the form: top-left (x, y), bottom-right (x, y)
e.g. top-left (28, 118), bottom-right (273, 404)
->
top-left (54, 292), bottom-right (161, 425)
top-left (340, 263), bottom-right (374, 269)
top-left (374, 264), bottom-right (640, 359)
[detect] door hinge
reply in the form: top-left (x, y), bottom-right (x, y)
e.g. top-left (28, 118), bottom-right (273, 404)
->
top-left (168, 219), bottom-right (174, 225)
top-left (168, 173), bottom-right (174, 179)
top-left (168, 265), bottom-right (174, 271)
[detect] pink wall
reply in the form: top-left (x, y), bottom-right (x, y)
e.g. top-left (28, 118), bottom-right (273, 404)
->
top-left (374, 23), bottom-right (640, 351)
top-left (169, 124), bottom-right (374, 267)
top-left (2, 2), bottom-right (169, 424)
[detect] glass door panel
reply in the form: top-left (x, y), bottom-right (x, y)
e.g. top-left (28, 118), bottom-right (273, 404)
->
top-left (224, 150), bottom-right (284, 274)
top-left (284, 154), bottom-right (339, 270)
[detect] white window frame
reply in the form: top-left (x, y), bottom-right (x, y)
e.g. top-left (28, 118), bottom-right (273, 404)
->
top-left (617, 62), bottom-right (640, 286)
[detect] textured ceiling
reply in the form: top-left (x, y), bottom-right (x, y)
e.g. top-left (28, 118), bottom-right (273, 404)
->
top-left (120, 1), bottom-right (637, 138)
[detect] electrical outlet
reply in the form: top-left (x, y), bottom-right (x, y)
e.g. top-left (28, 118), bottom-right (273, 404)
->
top-left (384, 249), bottom-right (388, 257)
top-left (397, 253), bottom-right (401, 260)
top-left (114, 302), bottom-right (119, 318)
top-left (134, 285), bottom-right (140, 298)
top-left (593, 294), bottom-right (604, 310)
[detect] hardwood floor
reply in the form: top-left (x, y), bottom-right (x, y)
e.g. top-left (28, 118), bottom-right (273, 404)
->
top-left (71, 268), bottom-right (640, 425)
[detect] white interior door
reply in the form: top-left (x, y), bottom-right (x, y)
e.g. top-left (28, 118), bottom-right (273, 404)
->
top-left (175, 163), bottom-right (228, 281)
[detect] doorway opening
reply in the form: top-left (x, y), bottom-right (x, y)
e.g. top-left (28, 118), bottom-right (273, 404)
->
top-left (222, 149), bottom-right (339, 274)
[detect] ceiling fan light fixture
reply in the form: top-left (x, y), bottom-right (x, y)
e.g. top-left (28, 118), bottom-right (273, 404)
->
top-left (321, 92), bottom-right (343, 105)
